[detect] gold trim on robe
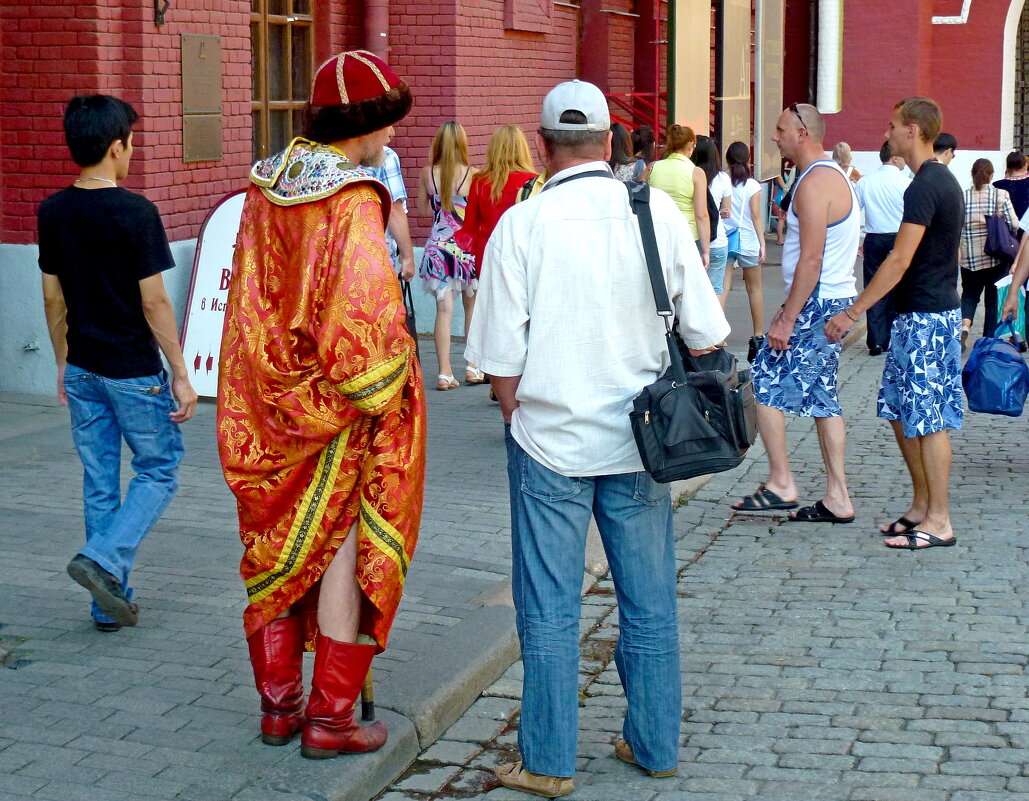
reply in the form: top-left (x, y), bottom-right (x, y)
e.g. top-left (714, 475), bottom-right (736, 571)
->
top-left (217, 163), bottom-right (426, 653)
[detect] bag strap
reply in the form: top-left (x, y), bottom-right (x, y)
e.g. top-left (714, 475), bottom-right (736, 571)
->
top-left (626, 181), bottom-right (689, 384)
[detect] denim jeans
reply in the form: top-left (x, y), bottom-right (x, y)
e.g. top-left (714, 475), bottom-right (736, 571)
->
top-left (63, 364), bottom-right (184, 623)
top-left (505, 427), bottom-right (681, 778)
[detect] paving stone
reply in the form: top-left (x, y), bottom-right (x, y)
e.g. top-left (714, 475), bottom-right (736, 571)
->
top-left (921, 773), bottom-right (1008, 791)
top-left (419, 740), bottom-right (483, 766)
top-left (394, 764), bottom-right (462, 793)
top-left (8, 333), bottom-right (1029, 801)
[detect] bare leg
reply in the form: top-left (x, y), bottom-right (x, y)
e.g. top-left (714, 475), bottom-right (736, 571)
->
top-left (880, 419), bottom-right (929, 534)
top-left (885, 429), bottom-right (953, 545)
top-left (434, 291), bottom-right (454, 378)
top-left (317, 524), bottom-right (361, 642)
top-left (462, 292), bottom-right (477, 375)
top-left (755, 404), bottom-right (797, 501)
top-left (776, 215), bottom-right (785, 245)
top-left (813, 416), bottom-right (853, 518)
top-left (742, 265), bottom-right (765, 338)
top-left (718, 263), bottom-right (734, 309)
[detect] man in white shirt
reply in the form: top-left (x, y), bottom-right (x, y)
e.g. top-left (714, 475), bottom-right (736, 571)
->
top-left (855, 141), bottom-right (911, 354)
top-left (465, 80), bottom-right (728, 798)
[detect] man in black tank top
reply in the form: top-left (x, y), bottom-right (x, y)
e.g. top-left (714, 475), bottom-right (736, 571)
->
top-left (826, 97), bottom-right (963, 551)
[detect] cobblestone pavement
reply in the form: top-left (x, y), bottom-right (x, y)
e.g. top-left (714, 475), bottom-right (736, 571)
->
top-left (0, 254), bottom-right (785, 801)
top-left (0, 340), bottom-right (514, 801)
top-left (376, 344), bottom-right (1029, 801)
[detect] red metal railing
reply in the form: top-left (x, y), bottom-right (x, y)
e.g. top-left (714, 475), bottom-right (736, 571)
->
top-left (605, 91), bottom-right (667, 141)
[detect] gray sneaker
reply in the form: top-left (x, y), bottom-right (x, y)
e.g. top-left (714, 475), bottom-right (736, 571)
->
top-left (67, 555), bottom-right (139, 627)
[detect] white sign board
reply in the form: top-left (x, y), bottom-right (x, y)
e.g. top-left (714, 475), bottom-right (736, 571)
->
top-left (180, 190), bottom-right (245, 398)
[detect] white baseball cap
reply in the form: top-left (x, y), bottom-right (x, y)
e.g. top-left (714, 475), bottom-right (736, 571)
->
top-left (541, 79), bottom-right (610, 132)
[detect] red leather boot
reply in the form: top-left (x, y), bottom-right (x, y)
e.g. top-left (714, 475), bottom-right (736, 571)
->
top-left (300, 634), bottom-right (387, 758)
top-left (247, 616), bottom-right (306, 745)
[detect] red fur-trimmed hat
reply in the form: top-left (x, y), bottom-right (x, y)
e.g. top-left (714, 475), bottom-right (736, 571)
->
top-left (309, 50), bottom-right (412, 137)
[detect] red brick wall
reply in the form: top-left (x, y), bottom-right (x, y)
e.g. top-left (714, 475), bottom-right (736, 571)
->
top-left (827, 0), bottom-right (1010, 151)
top-left (0, 1), bottom-right (251, 245)
top-left (927, 0), bottom-right (1010, 151)
top-left (387, 0), bottom-right (583, 239)
top-left (607, 4), bottom-right (637, 96)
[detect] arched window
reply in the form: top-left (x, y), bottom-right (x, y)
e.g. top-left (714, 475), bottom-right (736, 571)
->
top-left (251, 0), bottom-right (314, 160)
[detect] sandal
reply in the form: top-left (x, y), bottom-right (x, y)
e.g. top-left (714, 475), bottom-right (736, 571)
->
top-left (436, 374), bottom-right (459, 391)
top-left (884, 530), bottom-right (957, 550)
top-left (465, 366), bottom-right (486, 385)
top-left (732, 485), bottom-right (799, 512)
top-left (880, 516), bottom-right (920, 536)
top-left (788, 500), bottom-right (855, 524)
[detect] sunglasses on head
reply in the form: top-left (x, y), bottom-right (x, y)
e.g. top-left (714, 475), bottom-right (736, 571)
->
top-left (788, 103), bottom-right (807, 130)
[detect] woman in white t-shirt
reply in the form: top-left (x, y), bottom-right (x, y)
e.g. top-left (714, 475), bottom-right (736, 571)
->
top-left (693, 135), bottom-right (732, 303)
top-left (721, 141), bottom-right (766, 340)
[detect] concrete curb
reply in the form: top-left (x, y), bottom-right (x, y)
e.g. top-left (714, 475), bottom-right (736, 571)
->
top-left (304, 327), bottom-right (875, 801)
top-left (234, 322), bottom-right (870, 801)
top-left (248, 473), bottom-right (718, 801)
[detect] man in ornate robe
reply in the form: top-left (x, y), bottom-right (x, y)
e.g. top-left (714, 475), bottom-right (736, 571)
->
top-left (217, 50), bottom-right (425, 759)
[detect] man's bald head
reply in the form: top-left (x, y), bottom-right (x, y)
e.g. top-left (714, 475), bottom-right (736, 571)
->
top-left (789, 103), bottom-right (825, 142)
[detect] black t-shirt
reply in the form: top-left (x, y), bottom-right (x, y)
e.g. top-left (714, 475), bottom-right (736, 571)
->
top-left (38, 186), bottom-right (174, 378)
top-left (992, 177), bottom-right (1029, 220)
top-left (894, 160), bottom-right (964, 314)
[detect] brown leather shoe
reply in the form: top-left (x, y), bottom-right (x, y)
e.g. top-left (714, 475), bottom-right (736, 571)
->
top-left (614, 738), bottom-right (677, 778)
top-left (495, 761), bottom-right (573, 798)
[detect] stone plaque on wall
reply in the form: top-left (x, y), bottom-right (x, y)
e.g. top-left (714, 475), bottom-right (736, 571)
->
top-left (181, 34), bottom-right (223, 162)
top-left (183, 115), bottom-right (223, 163)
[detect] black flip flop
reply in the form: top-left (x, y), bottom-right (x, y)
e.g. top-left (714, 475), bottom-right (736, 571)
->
top-left (732, 485), bottom-right (799, 512)
top-left (880, 516), bottom-right (920, 537)
top-left (884, 530), bottom-right (957, 550)
top-left (788, 500), bottom-right (855, 524)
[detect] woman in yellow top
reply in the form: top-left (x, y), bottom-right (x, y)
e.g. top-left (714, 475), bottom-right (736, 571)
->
top-left (648, 124), bottom-right (711, 268)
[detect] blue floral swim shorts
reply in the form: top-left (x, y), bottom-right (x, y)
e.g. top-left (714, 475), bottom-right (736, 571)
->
top-left (877, 309), bottom-right (963, 438)
top-left (752, 295), bottom-right (854, 418)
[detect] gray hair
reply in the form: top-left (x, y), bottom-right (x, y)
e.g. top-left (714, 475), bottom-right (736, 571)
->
top-left (539, 110), bottom-right (608, 158)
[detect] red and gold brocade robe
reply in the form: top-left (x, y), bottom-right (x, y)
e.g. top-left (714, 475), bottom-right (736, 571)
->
top-left (217, 139), bottom-right (426, 651)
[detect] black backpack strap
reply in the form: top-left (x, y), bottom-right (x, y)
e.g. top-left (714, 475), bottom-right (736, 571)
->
top-left (626, 181), bottom-right (689, 384)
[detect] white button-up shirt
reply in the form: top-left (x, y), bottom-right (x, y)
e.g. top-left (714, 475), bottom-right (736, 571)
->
top-left (854, 163), bottom-right (911, 234)
top-left (465, 161), bottom-right (730, 477)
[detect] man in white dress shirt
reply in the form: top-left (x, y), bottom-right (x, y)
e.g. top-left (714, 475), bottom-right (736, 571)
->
top-left (855, 141), bottom-right (911, 354)
top-left (465, 80), bottom-right (729, 798)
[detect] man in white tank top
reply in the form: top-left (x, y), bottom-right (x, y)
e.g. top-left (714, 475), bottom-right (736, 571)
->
top-left (732, 103), bottom-right (859, 525)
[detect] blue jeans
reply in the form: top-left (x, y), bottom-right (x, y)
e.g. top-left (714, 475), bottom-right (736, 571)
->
top-left (505, 427), bottom-right (681, 778)
top-left (708, 245), bottom-right (729, 294)
top-left (63, 364), bottom-right (184, 623)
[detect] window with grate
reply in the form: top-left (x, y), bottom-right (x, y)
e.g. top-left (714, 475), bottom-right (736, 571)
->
top-left (251, 0), bottom-right (314, 160)
top-left (1015, 9), bottom-right (1029, 153)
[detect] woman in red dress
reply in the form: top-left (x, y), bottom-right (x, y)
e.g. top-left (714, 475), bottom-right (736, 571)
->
top-left (455, 125), bottom-right (536, 383)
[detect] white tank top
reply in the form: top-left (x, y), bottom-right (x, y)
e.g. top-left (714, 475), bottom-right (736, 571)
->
top-left (782, 159), bottom-right (859, 299)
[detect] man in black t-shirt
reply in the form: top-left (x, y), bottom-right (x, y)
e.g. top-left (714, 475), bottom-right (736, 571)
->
top-left (39, 95), bottom-right (197, 632)
top-left (826, 97), bottom-right (963, 552)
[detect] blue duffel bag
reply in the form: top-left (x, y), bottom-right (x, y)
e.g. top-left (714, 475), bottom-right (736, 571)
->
top-left (961, 320), bottom-right (1029, 417)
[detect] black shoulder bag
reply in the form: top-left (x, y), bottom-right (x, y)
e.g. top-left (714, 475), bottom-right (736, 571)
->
top-left (626, 181), bottom-right (757, 482)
